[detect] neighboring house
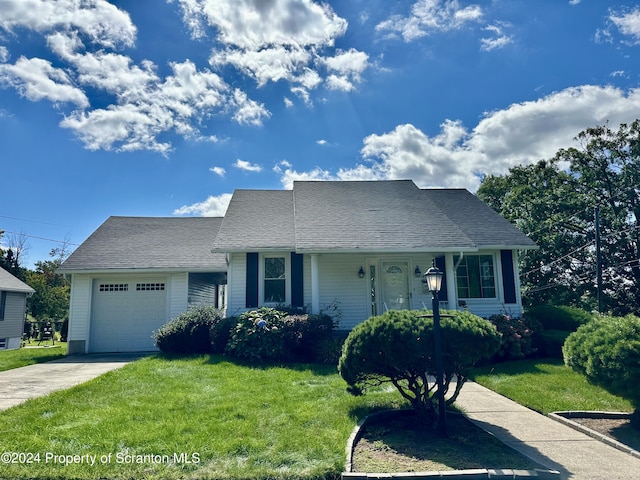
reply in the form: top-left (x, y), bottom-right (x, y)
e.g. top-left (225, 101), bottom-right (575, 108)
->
top-left (58, 217), bottom-right (227, 354)
top-left (59, 180), bottom-right (536, 354)
top-left (0, 267), bottom-right (34, 350)
top-left (212, 180), bottom-right (537, 330)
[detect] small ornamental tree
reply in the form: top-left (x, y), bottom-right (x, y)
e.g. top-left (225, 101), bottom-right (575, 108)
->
top-left (338, 310), bottom-right (501, 423)
top-left (563, 315), bottom-right (640, 427)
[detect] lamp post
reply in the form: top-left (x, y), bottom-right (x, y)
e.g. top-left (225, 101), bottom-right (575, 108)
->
top-left (422, 259), bottom-right (446, 436)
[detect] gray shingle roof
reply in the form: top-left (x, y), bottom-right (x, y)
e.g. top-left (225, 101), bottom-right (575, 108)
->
top-left (0, 267), bottom-right (35, 293)
top-left (423, 189), bottom-right (537, 249)
top-left (211, 190), bottom-right (295, 251)
top-left (58, 216), bottom-right (227, 272)
top-left (212, 180), bottom-right (536, 253)
top-left (292, 180), bottom-right (476, 252)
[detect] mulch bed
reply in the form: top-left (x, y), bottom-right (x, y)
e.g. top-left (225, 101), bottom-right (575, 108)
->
top-left (567, 416), bottom-right (640, 452)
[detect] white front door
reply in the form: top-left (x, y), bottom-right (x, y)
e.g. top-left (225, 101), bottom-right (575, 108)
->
top-left (381, 261), bottom-right (410, 312)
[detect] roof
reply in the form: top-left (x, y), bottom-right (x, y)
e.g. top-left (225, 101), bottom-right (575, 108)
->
top-left (212, 190), bottom-right (295, 251)
top-left (212, 180), bottom-right (536, 253)
top-left (0, 267), bottom-right (35, 294)
top-left (58, 216), bottom-right (227, 273)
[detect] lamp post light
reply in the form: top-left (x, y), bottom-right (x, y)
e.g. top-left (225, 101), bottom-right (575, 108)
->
top-left (422, 259), bottom-right (446, 436)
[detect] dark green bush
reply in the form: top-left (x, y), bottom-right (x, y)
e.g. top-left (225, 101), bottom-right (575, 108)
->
top-left (224, 308), bottom-right (336, 363)
top-left (534, 329), bottom-right (570, 359)
top-left (487, 314), bottom-right (538, 361)
top-left (525, 305), bottom-right (593, 331)
top-left (153, 305), bottom-right (224, 354)
top-left (338, 310), bottom-right (501, 423)
top-left (564, 315), bottom-right (640, 426)
top-left (210, 315), bottom-right (240, 354)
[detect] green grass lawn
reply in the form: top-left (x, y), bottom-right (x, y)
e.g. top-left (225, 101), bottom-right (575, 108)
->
top-left (0, 354), bottom-right (405, 480)
top-left (0, 342), bottom-right (67, 372)
top-left (470, 358), bottom-right (633, 414)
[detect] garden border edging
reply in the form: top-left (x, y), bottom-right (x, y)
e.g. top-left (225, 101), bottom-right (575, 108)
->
top-left (344, 409), bottom-right (560, 480)
top-left (549, 411), bottom-right (640, 460)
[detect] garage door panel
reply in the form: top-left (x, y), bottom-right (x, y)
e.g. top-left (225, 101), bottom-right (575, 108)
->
top-left (90, 279), bottom-right (168, 353)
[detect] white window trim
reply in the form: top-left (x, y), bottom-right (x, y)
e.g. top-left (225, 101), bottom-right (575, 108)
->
top-left (454, 253), bottom-right (499, 301)
top-left (259, 253), bottom-right (291, 306)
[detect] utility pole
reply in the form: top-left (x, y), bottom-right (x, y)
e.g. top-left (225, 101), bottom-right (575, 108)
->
top-left (595, 207), bottom-right (603, 313)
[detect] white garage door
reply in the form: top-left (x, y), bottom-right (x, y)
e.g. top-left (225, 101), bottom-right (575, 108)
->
top-left (90, 279), bottom-right (168, 353)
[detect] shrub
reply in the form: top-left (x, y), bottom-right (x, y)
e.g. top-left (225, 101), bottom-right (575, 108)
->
top-left (210, 315), bottom-right (240, 354)
top-left (224, 308), bottom-right (336, 363)
top-left (563, 315), bottom-right (640, 426)
top-left (535, 329), bottom-right (571, 359)
top-left (487, 314), bottom-right (538, 361)
top-left (153, 305), bottom-right (224, 354)
top-left (525, 305), bottom-right (593, 332)
top-left (338, 309), bottom-right (501, 424)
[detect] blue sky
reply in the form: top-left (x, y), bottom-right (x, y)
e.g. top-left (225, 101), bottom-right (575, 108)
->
top-left (1, 0), bottom-right (640, 268)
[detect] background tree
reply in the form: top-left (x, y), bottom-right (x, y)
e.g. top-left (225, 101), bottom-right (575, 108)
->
top-left (478, 120), bottom-right (640, 315)
top-left (0, 230), bottom-right (29, 281)
top-left (26, 246), bottom-right (70, 320)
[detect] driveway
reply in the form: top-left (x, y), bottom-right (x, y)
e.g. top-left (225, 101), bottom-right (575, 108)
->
top-left (0, 354), bottom-right (147, 411)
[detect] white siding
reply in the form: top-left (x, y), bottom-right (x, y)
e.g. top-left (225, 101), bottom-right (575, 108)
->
top-left (169, 273), bottom-right (188, 320)
top-left (226, 252), bottom-right (248, 316)
top-left (0, 291), bottom-right (27, 346)
top-left (68, 274), bottom-right (92, 343)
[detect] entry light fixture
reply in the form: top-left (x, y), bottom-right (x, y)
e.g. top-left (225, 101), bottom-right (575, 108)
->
top-left (414, 265), bottom-right (422, 278)
top-left (358, 266), bottom-right (365, 278)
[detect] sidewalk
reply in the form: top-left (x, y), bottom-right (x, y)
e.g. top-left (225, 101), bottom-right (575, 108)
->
top-left (455, 381), bottom-right (640, 480)
top-left (0, 354), bottom-right (145, 411)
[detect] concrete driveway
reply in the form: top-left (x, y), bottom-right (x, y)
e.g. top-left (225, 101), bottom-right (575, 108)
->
top-left (0, 354), bottom-right (147, 411)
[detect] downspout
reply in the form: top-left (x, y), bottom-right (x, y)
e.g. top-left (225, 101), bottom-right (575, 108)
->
top-left (454, 251), bottom-right (464, 270)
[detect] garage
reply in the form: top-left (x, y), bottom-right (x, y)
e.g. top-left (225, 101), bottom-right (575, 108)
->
top-left (89, 278), bottom-right (168, 353)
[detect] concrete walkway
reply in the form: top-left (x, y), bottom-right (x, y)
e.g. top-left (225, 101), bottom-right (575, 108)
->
top-left (0, 353), bottom-right (146, 411)
top-left (455, 381), bottom-right (640, 480)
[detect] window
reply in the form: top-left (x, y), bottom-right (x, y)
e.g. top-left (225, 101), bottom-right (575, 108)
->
top-left (0, 291), bottom-right (6, 320)
top-left (99, 284), bottom-right (129, 292)
top-left (0, 338), bottom-right (6, 349)
top-left (136, 283), bottom-right (165, 291)
top-left (455, 255), bottom-right (496, 299)
top-left (264, 257), bottom-right (285, 303)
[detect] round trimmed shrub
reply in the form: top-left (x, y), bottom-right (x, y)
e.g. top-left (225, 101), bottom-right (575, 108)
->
top-left (525, 305), bottom-right (593, 332)
top-left (153, 305), bottom-right (224, 354)
top-left (563, 315), bottom-right (640, 426)
top-left (338, 309), bottom-right (501, 423)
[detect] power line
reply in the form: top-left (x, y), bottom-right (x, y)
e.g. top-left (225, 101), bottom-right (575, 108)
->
top-left (0, 230), bottom-right (79, 246)
top-left (0, 215), bottom-right (72, 228)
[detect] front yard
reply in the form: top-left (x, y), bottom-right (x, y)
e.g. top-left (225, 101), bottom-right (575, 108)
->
top-left (0, 343), bottom-right (67, 372)
top-left (0, 354), bottom-right (405, 480)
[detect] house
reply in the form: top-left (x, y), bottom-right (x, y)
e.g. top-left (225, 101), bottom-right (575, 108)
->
top-left (0, 267), bottom-right (35, 350)
top-left (59, 180), bottom-right (536, 354)
top-left (58, 217), bottom-right (227, 354)
top-left (213, 180), bottom-right (536, 330)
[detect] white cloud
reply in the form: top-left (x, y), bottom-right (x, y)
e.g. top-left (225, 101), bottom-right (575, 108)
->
top-left (609, 8), bottom-right (640, 44)
top-left (277, 85), bottom-right (640, 192)
top-left (189, 0), bottom-right (366, 94)
top-left (376, 0), bottom-right (483, 41)
top-left (60, 60), bottom-right (234, 153)
top-left (480, 24), bottom-right (513, 52)
top-left (316, 139), bottom-right (328, 146)
top-left (210, 166), bottom-right (226, 176)
top-left (0, 46), bottom-right (8, 62)
top-left (0, 56), bottom-right (89, 107)
top-left (234, 159), bottom-right (262, 172)
top-left (0, 0), bottom-right (136, 48)
top-left (173, 193), bottom-right (233, 216)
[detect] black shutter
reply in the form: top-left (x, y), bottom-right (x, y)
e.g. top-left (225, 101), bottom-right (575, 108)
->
top-left (291, 252), bottom-right (304, 308)
top-left (500, 250), bottom-right (517, 304)
top-left (435, 256), bottom-right (448, 301)
top-left (246, 252), bottom-right (259, 308)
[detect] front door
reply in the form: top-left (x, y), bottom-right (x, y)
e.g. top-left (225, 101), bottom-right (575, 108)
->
top-left (381, 261), bottom-right (410, 312)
